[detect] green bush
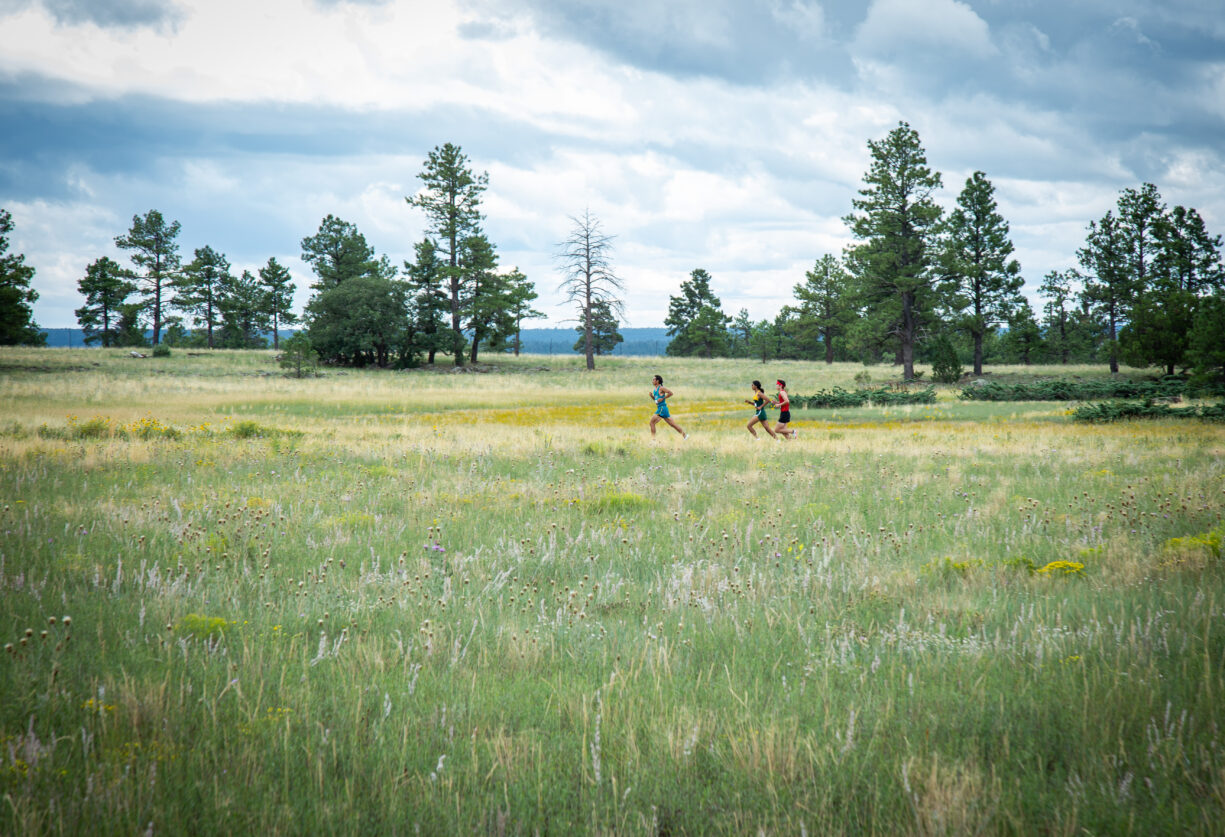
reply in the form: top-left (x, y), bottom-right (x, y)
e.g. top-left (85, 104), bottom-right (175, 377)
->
top-left (279, 332), bottom-right (318, 378)
top-left (792, 386), bottom-right (937, 409)
top-left (929, 334), bottom-right (963, 384)
top-left (960, 378), bottom-right (1190, 402)
top-left (152, 344), bottom-right (171, 358)
top-left (1071, 400), bottom-right (1225, 423)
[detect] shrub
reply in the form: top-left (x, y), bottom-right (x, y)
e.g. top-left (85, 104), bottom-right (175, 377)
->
top-left (279, 332), bottom-right (319, 378)
top-left (152, 344), bottom-right (171, 358)
top-left (929, 334), bottom-right (963, 384)
top-left (960, 379), bottom-right (1189, 402)
top-left (1071, 401), bottom-right (1225, 423)
top-left (791, 386), bottom-right (937, 409)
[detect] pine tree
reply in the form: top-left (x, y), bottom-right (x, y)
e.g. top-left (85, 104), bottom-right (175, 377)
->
top-left (939, 171), bottom-right (1024, 375)
top-left (572, 298), bottom-right (622, 356)
top-left (218, 270), bottom-right (271, 348)
top-left (407, 144), bottom-right (488, 366)
top-left (664, 268), bottom-right (730, 358)
top-left (1078, 211), bottom-right (1135, 374)
top-left (404, 238), bottom-right (452, 364)
top-left (843, 122), bottom-right (944, 381)
top-left (795, 254), bottom-right (855, 363)
top-left (76, 256), bottom-right (134, 347)
top-left (258, 257), bottom-right (297, 349)
top-left (175, 245), bottom-right (231, 348)
top-left (300, 215), bottom-right (380, 290)
top-left (114, 210), bottom-right (182, 345)
top-left (1037, 269), bottom-right (1081, 364)
top-left (0, 209), bottom-right (44, 346)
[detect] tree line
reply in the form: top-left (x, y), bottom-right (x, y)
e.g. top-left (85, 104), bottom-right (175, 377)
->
top-left (659, 123), bottom-right (1224, 384)
top-left (1, 127), bottom-right (1221, 383)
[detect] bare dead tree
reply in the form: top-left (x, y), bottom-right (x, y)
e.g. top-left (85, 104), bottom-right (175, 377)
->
top-left (556, 209), bottom-right (625, 370)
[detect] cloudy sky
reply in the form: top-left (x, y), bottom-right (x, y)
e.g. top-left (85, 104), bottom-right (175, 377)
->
top-left (2, 0), bottom-right (1224, 331)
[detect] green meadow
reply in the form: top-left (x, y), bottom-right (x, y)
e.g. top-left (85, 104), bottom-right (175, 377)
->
top-left (2, 348), bottom-right (1223, 834)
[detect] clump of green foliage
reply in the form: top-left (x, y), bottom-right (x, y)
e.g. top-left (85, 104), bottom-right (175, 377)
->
top-left (792, 386), bottom-right (937, 408)
top-left (960, 378), bottom-right (1192, 402)
top-left (279, 332), bottom-right (319, 378)
top-left (928, 334), bottom-right (964, 384)
top-left (224, 420), bottom-right (302, 439)
top-left (585, 491), bottom-right (654, 514)
top-left (174, 614), bottom-right (234, 641)
top-left (1071, 401), bottom-right (1225, 423)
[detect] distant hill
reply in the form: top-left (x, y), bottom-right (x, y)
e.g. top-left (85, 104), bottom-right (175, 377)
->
top-left (516, 327), bottom-right (668, 356)
top-left (39, 327), bottom-right (672, 356)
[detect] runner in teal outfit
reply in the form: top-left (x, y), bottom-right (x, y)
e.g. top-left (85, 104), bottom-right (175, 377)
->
top-left (649, 375), bottom-right (688, 439)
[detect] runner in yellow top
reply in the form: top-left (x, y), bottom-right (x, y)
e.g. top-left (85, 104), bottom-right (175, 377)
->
top-left (744, 380), bottom-right (777, 440)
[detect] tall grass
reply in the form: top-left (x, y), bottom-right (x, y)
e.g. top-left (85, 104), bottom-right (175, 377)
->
top-left (2, 349), bottom-right (1223, 833)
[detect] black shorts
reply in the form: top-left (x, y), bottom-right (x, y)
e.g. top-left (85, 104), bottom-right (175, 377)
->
top-left (778, 410), bottom-right (791, 424)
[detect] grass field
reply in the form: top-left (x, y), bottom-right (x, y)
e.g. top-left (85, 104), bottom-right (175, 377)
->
top-left (2, 348), bottom-right (1224, 834)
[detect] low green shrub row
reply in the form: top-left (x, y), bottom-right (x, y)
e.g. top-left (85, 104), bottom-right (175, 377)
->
top-left (959, 378), bottom-right (1190, 402)
top-left (791, 386), bottom-right (937, 409)
top-left (1072, 400), bottom-right (1225, 423)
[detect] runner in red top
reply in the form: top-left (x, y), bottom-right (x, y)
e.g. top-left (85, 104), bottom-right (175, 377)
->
top-left (772, 379), bottom-right (796, 440)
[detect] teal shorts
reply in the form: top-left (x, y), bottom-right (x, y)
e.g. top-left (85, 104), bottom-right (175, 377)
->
top-left (655, 404), bottom-right (670, 418)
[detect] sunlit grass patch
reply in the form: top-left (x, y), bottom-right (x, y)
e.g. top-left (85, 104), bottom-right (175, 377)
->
top-left (223, 419), bottom-right (301, 439)
top-left (173, 614), bottom-right (235, 641)
top-left (582, 491), bottom-right (655, 515)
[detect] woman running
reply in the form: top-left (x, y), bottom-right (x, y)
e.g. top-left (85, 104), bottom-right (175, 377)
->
top-left (745, 380), bottom-right (777, 439)
top-left (649, 375), bottom-right (688, 439)
top-left (773, 379), bottom-right (796, 440)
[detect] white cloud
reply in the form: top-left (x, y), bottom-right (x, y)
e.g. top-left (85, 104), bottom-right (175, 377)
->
top-left (854, 0), bottom-right (997, 61)
top-left (4, 0), bottom-right (1224, 334)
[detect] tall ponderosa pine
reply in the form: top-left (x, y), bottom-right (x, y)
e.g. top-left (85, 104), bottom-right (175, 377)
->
top-left (300, 215), bottom-right (382, 290)
top-left (404, 238), bottom-right (452, 364)
top-left (458, 233), bottom-right (499, 364)
top-left (176, 245), bottom-right (232, 348)
top-left (1119, 190), bottom-right (1223, 373)
top-left (1187, 293), bottom-right (1225, 385)
top-left (1117, 183), bottom-right (1165, 295)
top-left (501, 268), bottom-right (545, 357)
top-left (729, 309), bottom-right (754, 358)
top-left (940, 171), bottom-right (1023, 375)
top-left (1078, 211), bottom-right (1134, 374)
top-left (1156, 205), bottom-right (1224, 295)
top-left (76, 256), bottom-right (133, 347)
top-left (557, 210), bottom-right (625, 371)
top-left (999, 301), bottom-right (1043, 365)
top-left (114, 210), bottom-right (182, 345)
top-left (219, 269), bottom-right (271, 348)
top-left (258, 257), bottom-right (297, 349)
top-left (407, 143), bottom-right (489, 366)
top-left (843, 122), bottom-right (944, 381)
top-left (795, 254), bottom-right (854, 364)
top-left (0, 209), bottom-right (44, 346)
top-left (1038, 269), bottom-right (1080, 365)
top-left (665, 268), bottom-right (730, 358)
